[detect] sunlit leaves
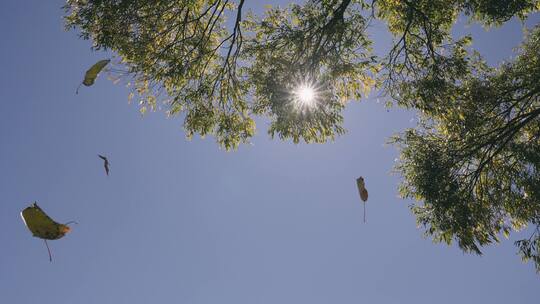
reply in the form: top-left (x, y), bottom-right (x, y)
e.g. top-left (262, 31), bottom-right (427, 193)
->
top-left (377, 0), bottom-right (539, 98)
top-left (245, 0), bottom-right (376, 143)
top-left (516, 231), bottom-right (540, 272)
top-left (393, 26), bottom-right (540, 270)
top-left (65, 0), bottom-right (253, 149)
top-left (64, 0), bottom-right (378, 147)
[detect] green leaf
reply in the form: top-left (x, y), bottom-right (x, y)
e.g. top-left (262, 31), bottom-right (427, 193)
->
top-left (82, 59), bottom-right (110, 86)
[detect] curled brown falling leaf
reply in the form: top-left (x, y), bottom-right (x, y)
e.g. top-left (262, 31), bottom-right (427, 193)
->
top-left (356, 177), bottom-right (369, 223)
top-left (356, 176), bottom-right (368, 202)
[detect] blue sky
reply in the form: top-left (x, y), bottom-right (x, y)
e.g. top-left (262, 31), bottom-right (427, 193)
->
top-left (0, 1), bottom-right (538, 304)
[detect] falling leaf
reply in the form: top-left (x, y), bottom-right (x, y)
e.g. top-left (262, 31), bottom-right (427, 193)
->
top-left (76, 59), bottom-right (110, 94)
top-left (20, 202), bottom-right (74, 261)
top-left (356, 177), bottom-right (369, 202)
top-left (356, 177), bottom-right (369, 223)
top-left (98, 154), bottom-right (110, 176)
top-left (83, 59), bottom-right (110, 86)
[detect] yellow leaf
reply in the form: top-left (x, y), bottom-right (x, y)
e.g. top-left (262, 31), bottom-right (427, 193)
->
top-left (82, 59), bottom-right (110, 86)
top-left (20, 202), bottom-right (71, 240)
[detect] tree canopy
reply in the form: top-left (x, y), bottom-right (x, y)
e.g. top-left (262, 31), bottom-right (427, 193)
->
top-left (65, 0), bottom-right (377, 148)
top-left (64, 0), bottom-right (540, 271)
top-left (393, 27), bottom-right (540, 271)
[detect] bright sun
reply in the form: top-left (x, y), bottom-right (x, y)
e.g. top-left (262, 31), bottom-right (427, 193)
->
top-left (295, 84), bottom-right (316, 106)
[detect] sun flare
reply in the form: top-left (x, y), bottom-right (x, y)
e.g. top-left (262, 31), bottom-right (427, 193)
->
top-left (293, 84), bottom-right (317, 107)
top-left (298, 85), bottom-right (315, 104)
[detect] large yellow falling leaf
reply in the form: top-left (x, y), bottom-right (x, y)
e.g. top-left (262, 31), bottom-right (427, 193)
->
top-left (76, 59), bottom-right (110, 94)
top-left (356, 177), bottom-right (369, 223)
top-left (20, 202), bottom-right (74, 261)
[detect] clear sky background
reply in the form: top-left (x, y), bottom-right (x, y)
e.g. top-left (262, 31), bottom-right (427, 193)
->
top-left (0, 1), bottom-right (538, 304)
